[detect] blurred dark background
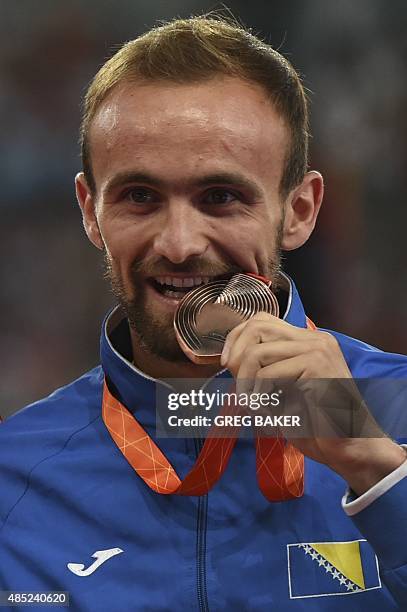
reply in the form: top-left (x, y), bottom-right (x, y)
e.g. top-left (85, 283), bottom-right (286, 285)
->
top-left (1, 0), bottom-right (407, 418)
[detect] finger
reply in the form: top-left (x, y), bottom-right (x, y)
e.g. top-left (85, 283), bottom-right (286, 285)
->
top-left (220, 319), bottom-right (249, 366)
top-left (224, 319), bottom-right (312, 373)
top-left (251, 355), bottom-right (308, 394)
top-left (221, 312), bottom-right (309, 366)
top-left (221, 312), bottom-right (288, 359)
top-left (235, 340), bottom-right (310, 382)
top-left (220, 312), bottom-right (279, 365)
top-left (235, 355), bottom-right (305, 405)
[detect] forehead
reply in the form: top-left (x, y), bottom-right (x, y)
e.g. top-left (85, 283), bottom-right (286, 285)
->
top-left (89, 76), bottom-right (289, 189)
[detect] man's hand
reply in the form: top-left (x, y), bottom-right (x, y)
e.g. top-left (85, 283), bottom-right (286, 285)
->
top-left (220, 312), bottom-right (407, 496)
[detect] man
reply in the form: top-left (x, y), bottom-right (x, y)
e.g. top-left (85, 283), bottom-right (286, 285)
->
top-left (1, 16), bottom-right (406, 611)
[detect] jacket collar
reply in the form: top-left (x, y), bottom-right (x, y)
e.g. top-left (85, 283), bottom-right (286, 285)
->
top-left (100, 273), bottom-right (308, 419)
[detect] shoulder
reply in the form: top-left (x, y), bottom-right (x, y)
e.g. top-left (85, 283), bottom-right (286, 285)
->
top-left (1, 365), bottom-right (104, 434)
top-left (0, 366), bottom-right (104, 521)
top-left (321, 328), bottom-right (407, 377)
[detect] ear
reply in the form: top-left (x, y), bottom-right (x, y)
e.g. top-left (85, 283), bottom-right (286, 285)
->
top-left (75, 172), bottom-right (104, 250)
top-left (281, 171), bottom-right (324, 251)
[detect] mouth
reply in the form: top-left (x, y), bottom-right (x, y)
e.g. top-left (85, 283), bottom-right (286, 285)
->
top-left (147, 274), bottom-right (229, 300)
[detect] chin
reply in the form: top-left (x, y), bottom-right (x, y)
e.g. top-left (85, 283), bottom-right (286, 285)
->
top-left (126, 310), bottom-right (190, 363)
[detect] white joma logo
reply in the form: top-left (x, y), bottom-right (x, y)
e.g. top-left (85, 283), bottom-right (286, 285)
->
top-left (67, 548), bottom-right (124, 576)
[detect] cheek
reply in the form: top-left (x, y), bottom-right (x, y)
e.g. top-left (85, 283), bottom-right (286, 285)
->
top-left (213, 217), bottom-right (276, 273)
top-left (98, 215), bottom-right (148, 274)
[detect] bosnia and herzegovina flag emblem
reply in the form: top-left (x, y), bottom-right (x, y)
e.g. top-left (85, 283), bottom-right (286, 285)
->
top-left (287, 539), bottom-right (381, 599)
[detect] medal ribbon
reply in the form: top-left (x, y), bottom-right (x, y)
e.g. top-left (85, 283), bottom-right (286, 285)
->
top-left (102, 317), bottom-right (316, 502)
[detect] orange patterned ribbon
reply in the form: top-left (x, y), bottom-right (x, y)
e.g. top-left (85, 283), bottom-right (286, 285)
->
top-left (102, 382), bottom-right (241, 495)
top-left (102, 317), bottom-right (316, 501)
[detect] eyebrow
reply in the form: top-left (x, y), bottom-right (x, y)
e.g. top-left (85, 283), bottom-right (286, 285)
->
top-left (194, 173), bottom-right (263, 199)
top-left (103, 172), bottom-right (166, 195)
top-left (103, 170), bottom-right (263, 200)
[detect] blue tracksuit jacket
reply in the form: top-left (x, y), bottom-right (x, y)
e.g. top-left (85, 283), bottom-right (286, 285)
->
top-left (1, 277), bottom-right (407, 611)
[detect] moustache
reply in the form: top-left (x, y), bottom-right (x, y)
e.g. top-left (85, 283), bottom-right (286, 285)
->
top-left (130, 258), bottom-right (243, 279)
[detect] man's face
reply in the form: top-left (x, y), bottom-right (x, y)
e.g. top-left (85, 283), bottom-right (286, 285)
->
top-left (85, 76), bottom-right (291, 361)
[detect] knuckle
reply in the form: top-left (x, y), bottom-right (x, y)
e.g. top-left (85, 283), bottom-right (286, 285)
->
top-left (318, 331), bottom-right (338, 351)
top-left (242, 344), bottom-right (260, 363)
top-left (245, 318), bottom-right (260, 333)
top-left (224, 328), bottom-right (237, 344)
top-left (252, 312), bottom-right (272, 322)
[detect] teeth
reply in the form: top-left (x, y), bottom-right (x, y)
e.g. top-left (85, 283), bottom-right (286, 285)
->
top-left (154, 276), bottom-right (212, 288)
top-left (172, 278), bottom-right (184, 288)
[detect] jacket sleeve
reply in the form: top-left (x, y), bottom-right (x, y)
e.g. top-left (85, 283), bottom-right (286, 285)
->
top-left (343, 468), bottom-right (407, 607)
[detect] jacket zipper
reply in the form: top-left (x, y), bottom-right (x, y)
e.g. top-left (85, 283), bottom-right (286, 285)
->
top-left (194, 436), bottom-right (210, 612)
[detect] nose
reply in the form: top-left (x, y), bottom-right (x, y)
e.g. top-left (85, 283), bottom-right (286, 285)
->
top-left (153, 200), bottom-right (209, 263)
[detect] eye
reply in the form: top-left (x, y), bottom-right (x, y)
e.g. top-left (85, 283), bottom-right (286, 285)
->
top-left (202, 189), bottom-right (240, 205)
top-left (123, 187), bottom-right (158, 204)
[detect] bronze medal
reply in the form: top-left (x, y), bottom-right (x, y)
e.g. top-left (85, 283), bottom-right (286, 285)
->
top-left (174, 273), bottom-right (279, 364)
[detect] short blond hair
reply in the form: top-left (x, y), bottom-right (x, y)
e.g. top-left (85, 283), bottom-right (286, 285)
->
top-left (81, 16), bottom-right (309, 196)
